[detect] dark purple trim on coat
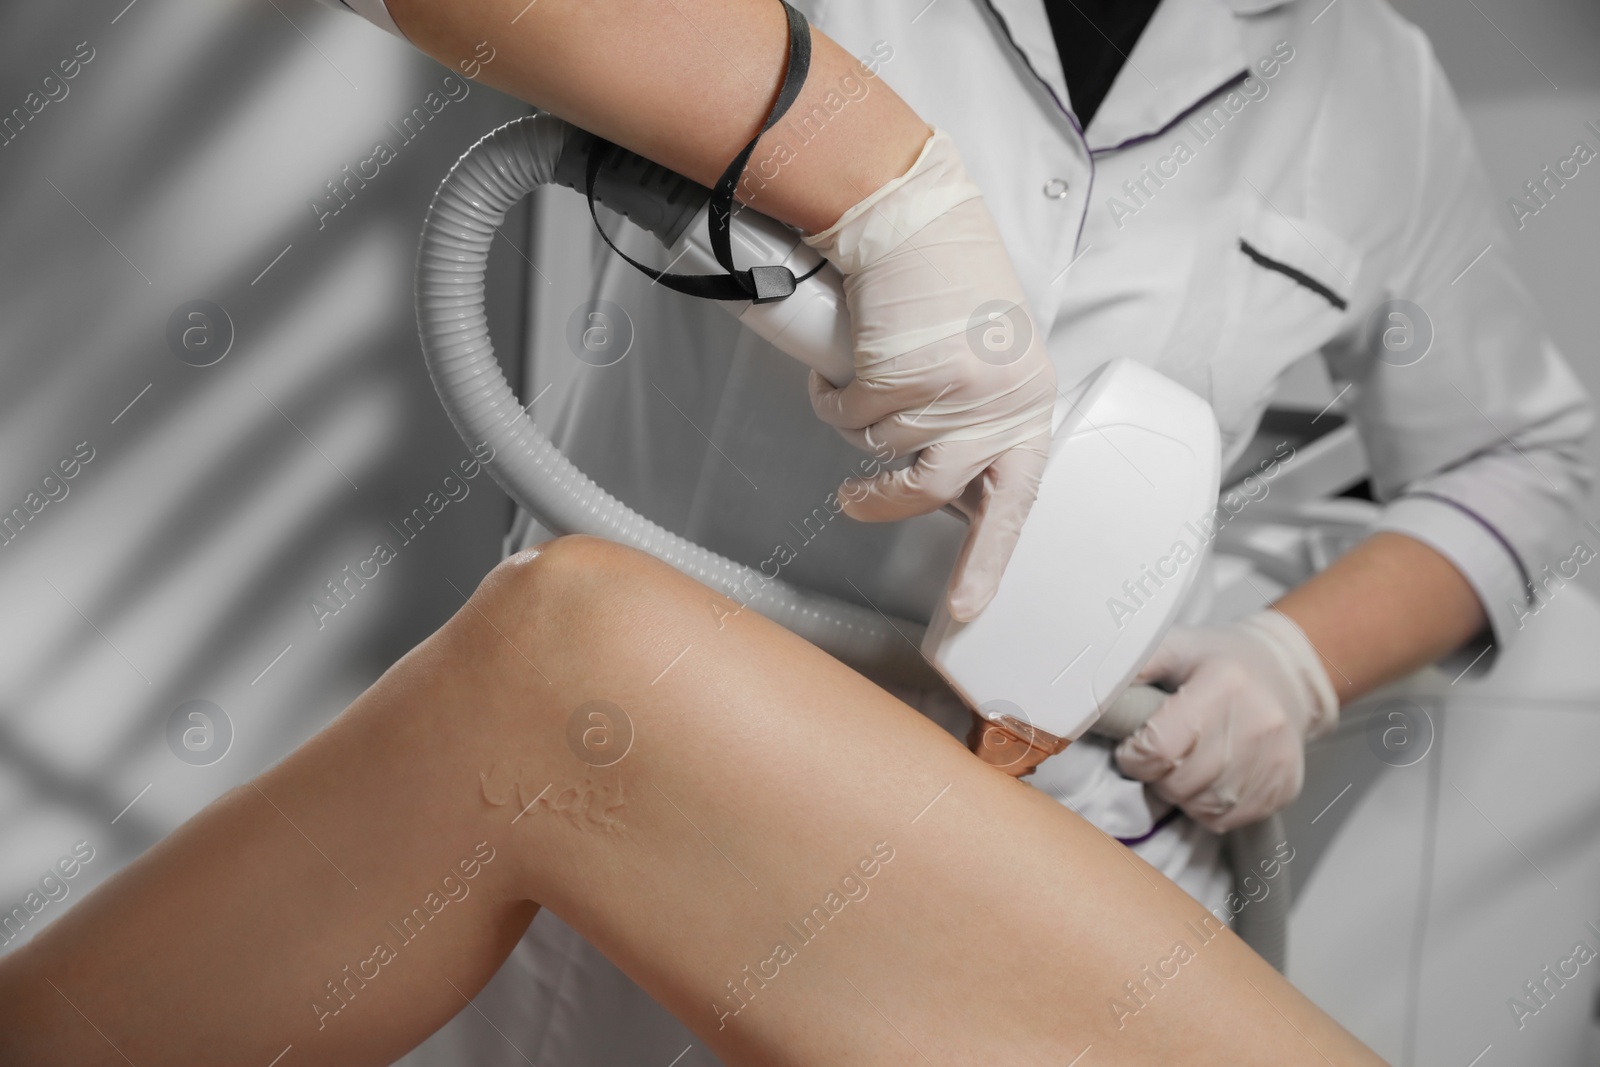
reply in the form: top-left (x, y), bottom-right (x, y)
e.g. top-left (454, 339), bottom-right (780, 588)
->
top-left (1089, 68), bottom-right (1250, 156)
top-left (1401, 490), bottom-right (1535, 603)
top-left (1115, 805), bottom-right (1185, 846)
top-left (974, 0), bottom-right (1097, 255)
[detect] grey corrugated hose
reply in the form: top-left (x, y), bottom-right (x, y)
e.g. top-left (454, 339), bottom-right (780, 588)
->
top-left (415, 113), bottom-right (931, 687)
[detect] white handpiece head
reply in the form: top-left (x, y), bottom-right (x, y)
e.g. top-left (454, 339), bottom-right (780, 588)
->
top-left (922, 358), bottom-right (1221, 744)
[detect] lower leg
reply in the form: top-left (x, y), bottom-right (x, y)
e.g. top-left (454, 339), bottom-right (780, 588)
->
top-left (0, 555), bottom-right (556, 1065)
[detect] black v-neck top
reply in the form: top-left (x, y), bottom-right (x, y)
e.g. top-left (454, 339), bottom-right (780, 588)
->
top-left (1041, 0), bottom-right (1163, 128)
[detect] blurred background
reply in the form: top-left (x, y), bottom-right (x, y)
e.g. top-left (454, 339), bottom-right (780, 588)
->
top-left (0, 0), bottom-right (1596, 1064)
top-left (0, 0), bottom-right (529, 955)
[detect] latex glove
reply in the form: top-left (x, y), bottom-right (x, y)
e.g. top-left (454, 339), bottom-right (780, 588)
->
top-left (1114, 609), bottom-right (1340, 833)
top-left (802, 127), bottom-right (1056, 621)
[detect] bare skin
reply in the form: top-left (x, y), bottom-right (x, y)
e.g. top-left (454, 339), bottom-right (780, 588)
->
top-left (1276, 530), bottom-right (1488, 702)
top-left (0, 535), bottom-right (1387, 1066)
top-left (387, 0), bottom-right (931, 234)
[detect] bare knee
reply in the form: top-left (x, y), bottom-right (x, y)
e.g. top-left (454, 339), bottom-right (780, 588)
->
top-left (414, 536), bottom-right (668, 822)
top-left (451, 537), bottom-right (711, 848)
top-left (474, 534), bottom-right (656, 628)
top-left (457, 535), bottom-right (697, 685)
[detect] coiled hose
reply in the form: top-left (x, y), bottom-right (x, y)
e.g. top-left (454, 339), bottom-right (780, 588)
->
top-left (415, 113), bottom-right (1288, 970)
top-left (415, 113), bottom-right (933, 686)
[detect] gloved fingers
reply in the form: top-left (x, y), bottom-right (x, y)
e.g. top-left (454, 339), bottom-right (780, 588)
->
top-left (1147, 719), bottom-right (1255, 834)
top-left (811, 378), bottom-right (1044, 463)
top-left (1120, 613), bottom-right (1325, 833)
top-left (807, 365), bottom-right (949, 435)
top-left (943, 439), bottom-right (1049, 621)
top-left (1232, 741), bottom-right (1306, 828)
top-left (1112, 688), bottom-right (1205, 782)
top-left (1156, 783), bottom-right (1241, 834)
top-left (1152, 700), bottom-right (1304, 833)
top-left (1181, 745), bottom-right (1304, 833)
top-left (1133, 626), bottom-right (1207, 688)
top-left (837, 441), bottom-right (985, 524)
top-left (944, 476), bottom-right (984, 523)
top-left (1145, 737), bottom-right (1236, 817)
top-left (812, 409), bottom-right (924, 463)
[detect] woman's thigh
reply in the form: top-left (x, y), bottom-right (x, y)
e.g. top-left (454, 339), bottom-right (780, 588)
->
top-left (480, 537), bottom-right (1380, 1067)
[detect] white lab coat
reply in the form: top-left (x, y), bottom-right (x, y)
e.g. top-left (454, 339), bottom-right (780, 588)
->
top-left (328, 0), bottom-right (1593, 1063)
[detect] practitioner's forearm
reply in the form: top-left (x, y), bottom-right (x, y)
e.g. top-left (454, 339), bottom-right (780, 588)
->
top-left (1274, 531), bottom-right (1488, 703)
top-left (386, 0), bottom-right (930, 233)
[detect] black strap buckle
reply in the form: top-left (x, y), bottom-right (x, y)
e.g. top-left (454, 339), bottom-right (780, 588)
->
top-left (745, 264), bottom-right (798, 303)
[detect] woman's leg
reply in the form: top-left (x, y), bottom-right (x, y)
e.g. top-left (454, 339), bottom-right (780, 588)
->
top-left (0, 535), bottom-right (1385, 1066)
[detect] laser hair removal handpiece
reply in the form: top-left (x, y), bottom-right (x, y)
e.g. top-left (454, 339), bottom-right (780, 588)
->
top-left (415, 114), bottom-right (1221, 766)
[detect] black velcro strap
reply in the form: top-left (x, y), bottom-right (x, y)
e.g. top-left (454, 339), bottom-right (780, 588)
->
top-left (583, 0), bottom-right (824, 303)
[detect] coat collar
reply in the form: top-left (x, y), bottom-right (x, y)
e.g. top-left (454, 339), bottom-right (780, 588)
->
top-left (983, 0), bottom-right (1298, 152)
top-left (1224, 0), bottom-right (1296, 13)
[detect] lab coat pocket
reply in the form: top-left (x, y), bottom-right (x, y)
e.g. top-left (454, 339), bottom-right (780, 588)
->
top-left (1211, 204), bottom-right (1362, 432)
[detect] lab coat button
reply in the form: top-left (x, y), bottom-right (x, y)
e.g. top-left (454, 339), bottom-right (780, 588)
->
top-left (1043, 178), bottom-right (1070, 199)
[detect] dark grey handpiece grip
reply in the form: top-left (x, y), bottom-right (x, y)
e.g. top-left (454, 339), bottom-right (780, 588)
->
top-left (550, 126), bottom-right (712, 247)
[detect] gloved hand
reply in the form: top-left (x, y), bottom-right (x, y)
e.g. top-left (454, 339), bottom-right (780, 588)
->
top-left (802, 127), bottom-right (1057, 622)
top-left (1114, 609), bottom-right (1341, 833)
